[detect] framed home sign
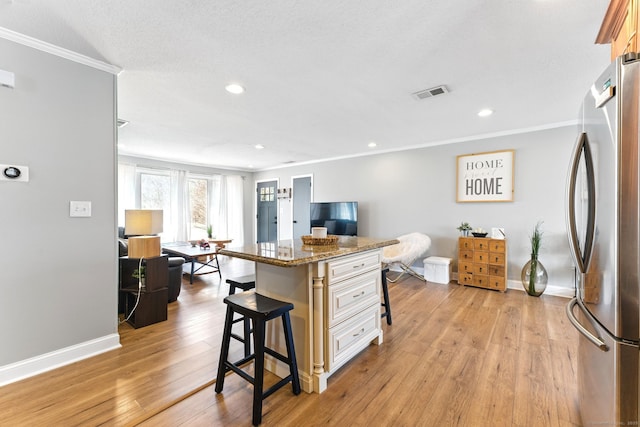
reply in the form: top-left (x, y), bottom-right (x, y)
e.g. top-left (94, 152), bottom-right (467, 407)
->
top-left (456, 149), bottom-right (515, 202)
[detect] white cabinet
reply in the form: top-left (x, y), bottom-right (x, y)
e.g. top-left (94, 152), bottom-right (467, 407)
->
top-left (325, 250), bottom-right (381, 373)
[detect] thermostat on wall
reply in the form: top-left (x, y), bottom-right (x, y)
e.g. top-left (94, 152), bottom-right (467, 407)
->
top-left (0, 164), bottom-right (29, 182)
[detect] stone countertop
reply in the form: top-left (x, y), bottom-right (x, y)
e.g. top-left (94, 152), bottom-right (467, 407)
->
top-left (218, 236), bottom-right (399, 267)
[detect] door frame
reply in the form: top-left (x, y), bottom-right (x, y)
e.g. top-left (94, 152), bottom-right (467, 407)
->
top-left (254, 177), bottom-right (279, 243)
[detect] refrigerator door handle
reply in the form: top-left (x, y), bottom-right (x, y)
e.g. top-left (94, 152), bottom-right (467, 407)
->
top-left (566, 132), bottom-right (597, 274)
top-left (566, 297), bottom-right (609, 351)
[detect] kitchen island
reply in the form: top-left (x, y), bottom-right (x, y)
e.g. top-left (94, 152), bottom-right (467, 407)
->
top-left (219, 236), bottom-right (398, 393)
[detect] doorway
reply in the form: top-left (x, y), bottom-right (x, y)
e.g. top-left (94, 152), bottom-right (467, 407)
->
top-left (256, 180), bottom-right (278, 243)
top-left (292, 175), bottom-right (312, 240)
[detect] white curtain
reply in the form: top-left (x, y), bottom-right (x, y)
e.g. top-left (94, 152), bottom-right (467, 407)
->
top-left (208, 174), bottom-right (244, 244)
top-left (169, 170), bottom-right (191, 242)
top-left (117, 163), bottom-right (137, 227)
top-left (208, 175), bottom-right (222, 238)
top-left (225, 175), bottom-right (244, 244)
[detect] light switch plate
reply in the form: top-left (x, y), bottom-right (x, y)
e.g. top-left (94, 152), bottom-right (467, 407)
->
top-left (0, 69), bottom-right (15, 89)
top-left (70, 201), bottom-right (92, 217)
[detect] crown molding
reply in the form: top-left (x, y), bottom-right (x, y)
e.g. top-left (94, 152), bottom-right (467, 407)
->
top-left (0, 26), bottom-right (121, 75)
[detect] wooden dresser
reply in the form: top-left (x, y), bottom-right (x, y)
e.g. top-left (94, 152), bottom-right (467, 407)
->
top-left (457, 237), bottom-right (508, 292)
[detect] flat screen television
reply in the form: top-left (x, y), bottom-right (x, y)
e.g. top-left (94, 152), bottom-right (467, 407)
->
top-left (310, 201), bottom-right (358, 236)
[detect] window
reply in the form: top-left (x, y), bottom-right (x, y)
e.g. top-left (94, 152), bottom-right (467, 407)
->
top-left (118, 163), bottom-right (243, 245)
top-left (141, 173), bottom-right (170, 211)
top-left (189, 178), bottom-right (208, 239)
top-left (140, 171), bottom-right (171, 238)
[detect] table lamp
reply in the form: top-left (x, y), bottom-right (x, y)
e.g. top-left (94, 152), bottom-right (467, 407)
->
top-left (125, 209), bottom-right (163, 258)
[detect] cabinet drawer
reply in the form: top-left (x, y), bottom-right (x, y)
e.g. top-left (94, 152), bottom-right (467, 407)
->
top-left (473, 251), bottom-right (489, 264)
top-left (473, 263), bottom-right (489, 275)
top-left (459, 237), bottom-right (474, 250)
top-left (473, 239), bottom-right (490, 251)
top-left (473, 274), bottom-right (489, 288)
top-left (327, 269), bottom-right (380, 327)
top-left (328, 251), bottom-right (380, 284)
top-left (459, 273), bottom-right (473, 285)
top-left (489, 240), bottom-right (505, 253)
top-left (459, 250), bottom-right (473, 261)
top-left (489, 276), bottom-right (506, 290)
top-left (488, 265), bottom-right (505, 277)
top-left (326, 303), bottom-right (380, 373)
top-left (489, 253), bottom-right (505, 265)
top-left (459, 261), bottom-right (473, 274)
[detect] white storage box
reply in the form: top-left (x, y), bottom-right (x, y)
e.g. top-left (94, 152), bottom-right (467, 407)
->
top-left (423, 256), bottom-right (452, 284)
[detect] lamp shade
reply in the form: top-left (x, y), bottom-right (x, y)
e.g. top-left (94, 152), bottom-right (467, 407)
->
top-left (125, 209), bottom-right (163, 236)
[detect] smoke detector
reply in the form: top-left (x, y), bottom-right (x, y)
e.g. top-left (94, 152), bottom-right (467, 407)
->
top-left (412, 85), bottom-right (449, 100)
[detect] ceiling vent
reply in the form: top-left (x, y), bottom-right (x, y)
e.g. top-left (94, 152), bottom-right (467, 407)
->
top-left (412, 85), bottom-right (449, 100)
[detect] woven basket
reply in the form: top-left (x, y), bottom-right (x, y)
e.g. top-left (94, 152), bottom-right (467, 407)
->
top-left (301, 235), bottom-right (339, 246)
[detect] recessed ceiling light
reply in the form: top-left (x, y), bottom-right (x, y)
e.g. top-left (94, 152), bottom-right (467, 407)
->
top-left (368, 142), bottom-right (377, 148)
top-left (225, 83), bottom-right (245, 94)
top-left (478, 109), bottom-right (493, 117)
top-left (255, 144), bottom-right (264, 149)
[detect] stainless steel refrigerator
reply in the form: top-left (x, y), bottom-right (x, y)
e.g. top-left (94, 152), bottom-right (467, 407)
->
top-left (566, 53), bottom-right (640, 426)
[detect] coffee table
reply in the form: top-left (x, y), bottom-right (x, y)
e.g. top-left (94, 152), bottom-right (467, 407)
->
top-left (162, 242), bottom-right (223, 284)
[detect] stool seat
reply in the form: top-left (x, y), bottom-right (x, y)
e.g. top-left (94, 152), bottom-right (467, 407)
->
top-left (216, 291), bottom-right (301, 425)
top-left (225, 291), bottom-right (293, 320)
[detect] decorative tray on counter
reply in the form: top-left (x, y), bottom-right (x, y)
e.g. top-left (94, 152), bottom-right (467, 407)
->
top-left (301, 235), bottom-right (339, 246)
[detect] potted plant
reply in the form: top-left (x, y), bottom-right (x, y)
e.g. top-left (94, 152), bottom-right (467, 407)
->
top-left (132, 266), bottom-right (146, 289)
top-left (521, 221), bottom-right (548, 296)
top-left (207, 224), bottom-right (213, 239)
top-left (457, 222), bottom-right (472, 237)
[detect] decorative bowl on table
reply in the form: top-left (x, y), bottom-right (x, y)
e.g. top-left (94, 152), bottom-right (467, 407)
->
top-left (472, 232), bottom-right (488, 238)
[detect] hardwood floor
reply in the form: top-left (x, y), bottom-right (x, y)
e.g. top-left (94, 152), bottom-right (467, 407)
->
top-left (0, 257), bottom-right (581, 426)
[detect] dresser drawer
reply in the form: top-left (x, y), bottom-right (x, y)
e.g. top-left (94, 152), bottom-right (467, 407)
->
top-left (326, 303), bottom-right (380, 373)
top-left (489, 240), bottom-right (505, 253)
top-left (459, 238), bottom-right (474, 250)
top-left (473, 274), bottom-right (489, 288)
top-left (459, 250), bottom-right (473, 261)
top-left (489, 276), bottom-right (506, 290)
top-left (489, 253), bottom-right (505, 265)
top-left (459, 261), bottom-right (474, 274)
top-left (327, 269), bottom-right (380, 327)
top-left (459, 273), bottom-right (473, 285)
top-left (473, 251), bottom-right (489, 264)
top-left (488, 265), bottom-right (505, 277)
top-left (473, 263), bottom-right (489, 275)
top-left (327, 251), bottom-right (381, 284)
top-left (473, 239), bottom-right (490, 251)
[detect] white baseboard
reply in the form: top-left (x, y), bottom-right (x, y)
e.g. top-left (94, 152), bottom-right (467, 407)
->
top-left (0, 334), bottom-right (121, 387)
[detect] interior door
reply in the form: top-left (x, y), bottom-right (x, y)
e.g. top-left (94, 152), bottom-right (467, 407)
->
top-left (292, 176), bottom-right (311, 240)
top-left (256, 180), bottom-right (277, 243)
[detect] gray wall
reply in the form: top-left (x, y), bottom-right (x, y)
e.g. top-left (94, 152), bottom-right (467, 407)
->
top-left (0, 38), bottom-right (118, 371)
top-left (255, 125), bottom-right (578, 293)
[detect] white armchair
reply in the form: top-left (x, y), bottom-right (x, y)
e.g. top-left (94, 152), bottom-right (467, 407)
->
top-left (382, 232), bottom-right (431, 283)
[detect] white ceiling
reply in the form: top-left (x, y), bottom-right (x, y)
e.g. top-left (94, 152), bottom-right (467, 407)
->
top-left (0, 0), bottom-right (611, 171)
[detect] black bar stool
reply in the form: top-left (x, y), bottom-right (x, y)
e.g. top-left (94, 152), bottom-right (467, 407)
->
top-left (226, 275), bottom-right (256, 357)
top-left (381, 267), bottom-right (392, 325)
top-left (215, 291), bottom-right (301, 426)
